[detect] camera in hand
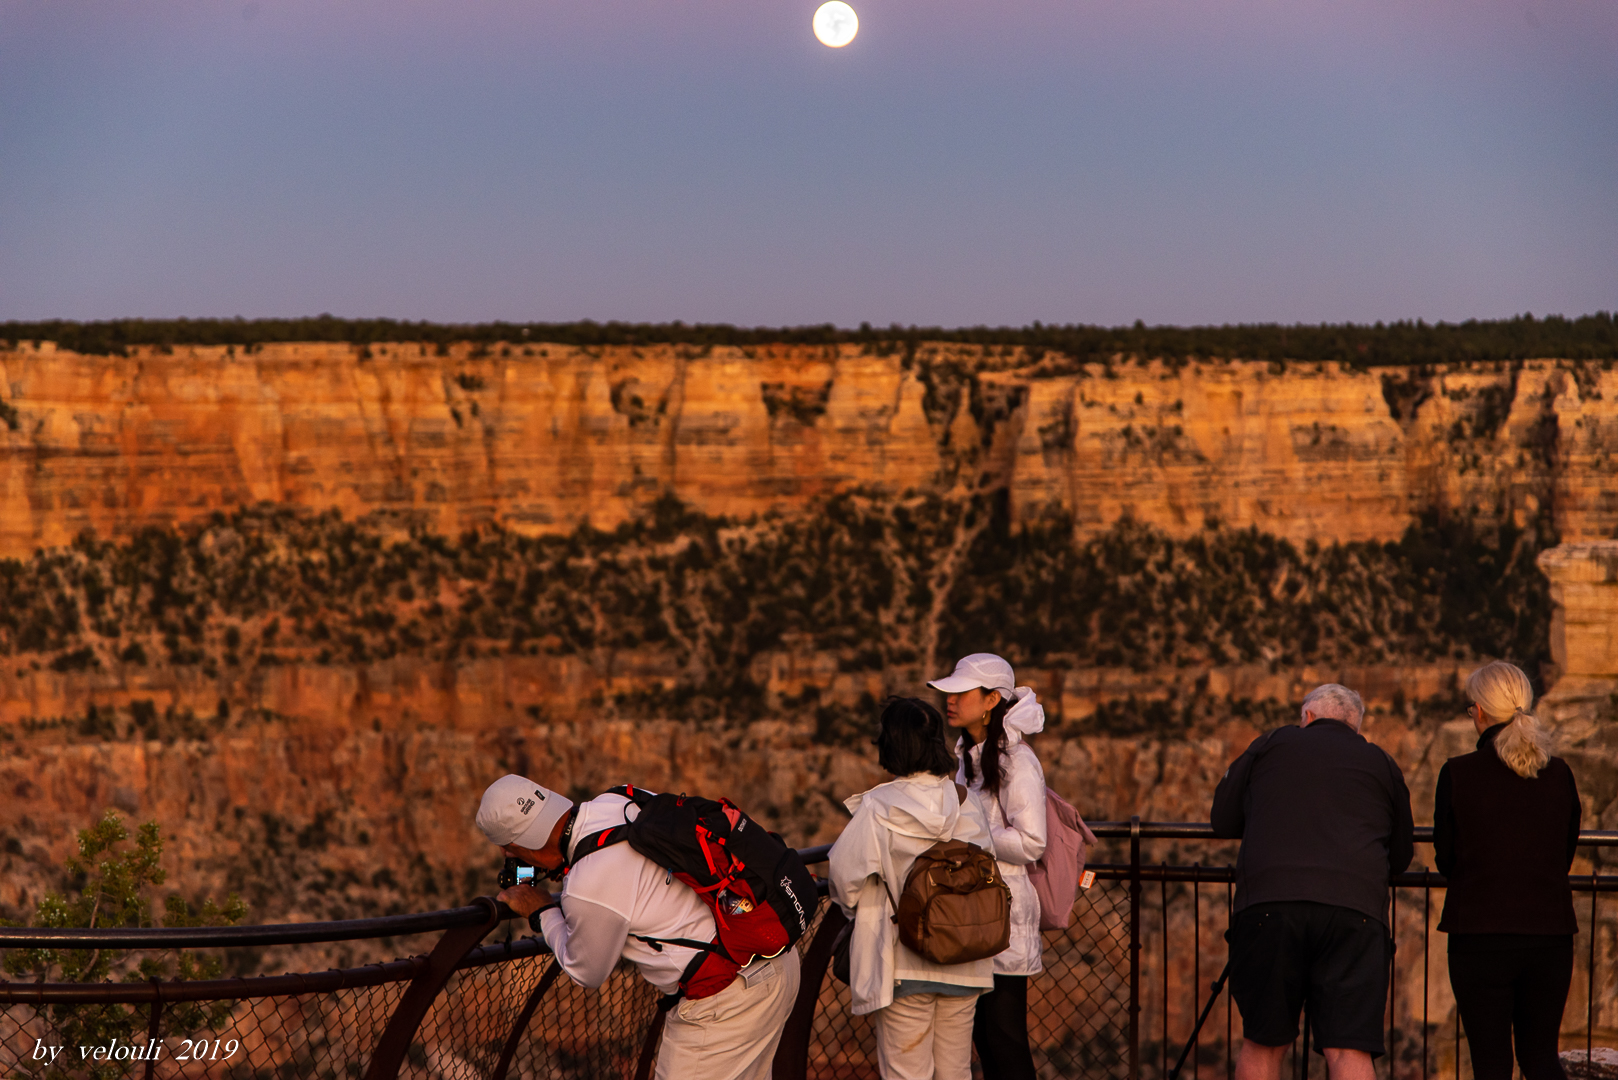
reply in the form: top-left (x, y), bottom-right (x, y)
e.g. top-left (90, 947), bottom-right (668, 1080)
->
top-left (499, 856), bottom-right (538, 890)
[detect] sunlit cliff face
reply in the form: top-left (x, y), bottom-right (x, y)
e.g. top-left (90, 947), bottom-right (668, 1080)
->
top-left (2, 341), bottom-right (1616, 560)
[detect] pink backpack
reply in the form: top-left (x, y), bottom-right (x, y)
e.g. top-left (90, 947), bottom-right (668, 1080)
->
top-left (1029, 787), bottom-right (1098, 930)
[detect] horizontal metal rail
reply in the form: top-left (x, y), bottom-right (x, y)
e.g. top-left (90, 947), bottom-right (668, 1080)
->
top-left (0, 927), bottom-right (554, 1005)
top-left (2, 824), bottom-right (1612, 951)
top-left (1084, 821), bottom-right (1618, 846)
top-left (1084, 862), bottom-right (1617, 890)
top-left (0, 957), bottom-right (428, 1005)
top-left (0, 902), bottom-right (497, 950)
top-left (798, 843), bottom-right (832, 865)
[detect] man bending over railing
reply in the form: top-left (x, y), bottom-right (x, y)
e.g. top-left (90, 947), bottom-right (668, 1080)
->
top-left (476, 775), bottom-right (802, 1080)
top-left (1210, 684), bottom-right (1415, 1080)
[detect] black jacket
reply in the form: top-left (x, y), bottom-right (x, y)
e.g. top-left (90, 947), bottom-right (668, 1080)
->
top-left (1433, 723), bottom-right (1581, 936)
top-left (1211, 718), bottom-right (1414, 925)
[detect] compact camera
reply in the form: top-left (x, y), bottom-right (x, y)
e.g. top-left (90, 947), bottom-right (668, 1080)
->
top-left (498, 856), bottom-right (538, 890)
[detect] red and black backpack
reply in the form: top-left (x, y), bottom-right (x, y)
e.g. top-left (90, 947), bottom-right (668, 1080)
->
top-left (566, 785), bottom-right (819, 999)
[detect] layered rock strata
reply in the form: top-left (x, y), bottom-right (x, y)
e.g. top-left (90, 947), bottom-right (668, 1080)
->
top-left (4, 343), bottom-right (1616, 559)
top-left (1540, 541), bottom-right (1618, 712)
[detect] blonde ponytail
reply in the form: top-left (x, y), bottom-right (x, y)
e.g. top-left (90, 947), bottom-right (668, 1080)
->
top-left (1465, 661), bottom-right (1551, 779)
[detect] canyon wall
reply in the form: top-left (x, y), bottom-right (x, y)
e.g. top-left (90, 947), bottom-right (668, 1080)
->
top-left (4, 342), bottom-right (1616, 559)
top-left (2, 339), bottom-right (1616, 1044)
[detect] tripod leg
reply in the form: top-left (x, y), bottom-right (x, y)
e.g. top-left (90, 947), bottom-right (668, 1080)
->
top-left (1169, 963), bottom-right (1233, 1080)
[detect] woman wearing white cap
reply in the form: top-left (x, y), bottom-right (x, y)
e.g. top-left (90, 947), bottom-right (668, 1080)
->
top-left (928, 652), bottom-right (1048, 1080)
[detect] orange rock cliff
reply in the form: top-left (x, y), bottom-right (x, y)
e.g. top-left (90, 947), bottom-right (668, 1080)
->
top-left (4, 341), bottom-right (1617, 555)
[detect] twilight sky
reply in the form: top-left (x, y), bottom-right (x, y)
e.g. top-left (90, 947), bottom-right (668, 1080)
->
top-left (2, 0), bottom-right (1615, 327)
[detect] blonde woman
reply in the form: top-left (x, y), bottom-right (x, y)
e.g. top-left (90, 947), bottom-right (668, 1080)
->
top-left (1434, 660), bottom-right (1582, 1080)
top-left (928, 653), bottom-right (1047, 1080)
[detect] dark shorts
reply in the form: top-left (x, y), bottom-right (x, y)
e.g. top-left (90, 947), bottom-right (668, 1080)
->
top-left (1228, 901), bottom-right (1390, 1056)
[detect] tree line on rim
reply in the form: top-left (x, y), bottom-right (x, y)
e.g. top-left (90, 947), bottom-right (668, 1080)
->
top-left (2, 313), bottom-right (1616, 368)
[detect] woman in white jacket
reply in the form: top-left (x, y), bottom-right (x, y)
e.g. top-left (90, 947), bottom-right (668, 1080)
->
top-left (829, 697), bottom-right (995, 1080)
top-left (929, 653), bottom-right (1048, 1080)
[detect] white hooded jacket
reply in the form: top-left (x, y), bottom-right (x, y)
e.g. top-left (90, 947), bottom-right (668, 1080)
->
top-left (956, 687), bottom-right (1049, 976)
top-left (827, 773), bottom-right (996, 1016)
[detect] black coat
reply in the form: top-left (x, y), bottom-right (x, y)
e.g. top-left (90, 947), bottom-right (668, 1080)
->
top-left (1433, 723), bottom-right (1581, 936)
top-left (1211, 718), bottom-right (1414, 925)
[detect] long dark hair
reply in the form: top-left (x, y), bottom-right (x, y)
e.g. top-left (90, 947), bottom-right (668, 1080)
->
top-left (959, 691), bottom-right (1013, 795)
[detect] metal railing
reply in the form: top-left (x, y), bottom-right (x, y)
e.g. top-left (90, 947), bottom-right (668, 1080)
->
top-left (1074, 823), bottom-right (1618, 1080)
top-left (0, 825), bottom-right (1611, 1080)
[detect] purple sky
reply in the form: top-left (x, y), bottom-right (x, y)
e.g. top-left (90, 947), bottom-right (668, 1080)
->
top-left (2, 0), bottom-right (1614, 327)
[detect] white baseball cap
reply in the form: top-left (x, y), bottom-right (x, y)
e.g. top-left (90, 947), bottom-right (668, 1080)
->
top-left (927, 653), bottom-right (1015, 695)
top-left (476, 775), bottom-right (575, 850)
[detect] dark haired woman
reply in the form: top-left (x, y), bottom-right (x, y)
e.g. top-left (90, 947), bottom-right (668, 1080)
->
top-left (1435, 660), bottom-right (1582, 1080)
top-left (829, 697), bottom-right (995, 1080)
top-left (929, 653), bottom-right (1048, 1080)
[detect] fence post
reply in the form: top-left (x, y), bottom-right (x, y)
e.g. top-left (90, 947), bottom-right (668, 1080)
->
top-left (364, 896), bottom-right (504, 1080)
top-left (634, 1003), bottom-right (672, 1080)
top-left (774, 905), bottom-right (848, 1080)
top-left (143, 980), bottom-right (163, 1080)
top-left (1589, 873), bottom-right (1598, 1067)
top-left (1130, 815), bottom-right (1142, 1080)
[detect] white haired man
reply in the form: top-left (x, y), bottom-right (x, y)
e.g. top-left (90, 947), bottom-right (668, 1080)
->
top-left (1210, 684), bottom-right (1414, 1080)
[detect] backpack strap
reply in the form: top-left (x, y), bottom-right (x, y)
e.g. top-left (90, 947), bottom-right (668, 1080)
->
top-left (563, 785), bottom-right (651, 869)
top-left (880, 877), bottom-right (899, 924)
top-left (631, 933), bottom-right (730, 956)
top-left (564, 825), bottom-right (631, 869)
top-left (606, 783), bottom-right (655, 808)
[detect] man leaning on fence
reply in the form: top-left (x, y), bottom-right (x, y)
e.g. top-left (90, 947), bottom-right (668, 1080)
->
top-left (478, 775), bottom-right (800, 1080)
top-left (1210, 684), bottom-right (1414, 1080)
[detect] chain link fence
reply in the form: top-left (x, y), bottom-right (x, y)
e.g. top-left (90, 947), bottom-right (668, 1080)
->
top-left (2, 832), bottom-right (1610, 1080)
top-left (0, 979), bottom-right (408, 1080)
top-left (0, 879), bottom-right (1135, 1080)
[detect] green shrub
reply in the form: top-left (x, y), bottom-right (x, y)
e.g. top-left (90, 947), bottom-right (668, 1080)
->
top-left (2, 811), bottom-right (246, 1079)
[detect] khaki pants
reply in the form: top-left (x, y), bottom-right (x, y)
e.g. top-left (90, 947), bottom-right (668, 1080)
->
top-left (871, 990), bottom-right (982, 1080)
top-left (655, 949), bottom-right (801, 1080)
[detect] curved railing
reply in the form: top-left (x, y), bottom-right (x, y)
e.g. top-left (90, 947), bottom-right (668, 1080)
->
top-left (0, 905), bottom-right (501, 951)
top-left (0, 827), bottom-right (1612, 1080)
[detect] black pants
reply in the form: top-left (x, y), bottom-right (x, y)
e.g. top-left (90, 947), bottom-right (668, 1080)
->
top-left (1448, 936), bottom-right (1573, 1080)
top-left (973, 974), bottom-right (1035, 1080)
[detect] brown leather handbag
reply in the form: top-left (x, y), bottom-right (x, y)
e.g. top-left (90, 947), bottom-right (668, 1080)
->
top-left (894, 839), bottom-right (1012, 965)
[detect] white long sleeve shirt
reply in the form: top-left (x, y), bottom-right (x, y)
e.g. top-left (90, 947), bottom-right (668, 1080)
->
top-left (827, 773), bottom-right (995, 1016)
top-left (535, 792), bottom-right (716, 995)
top-left (957, 733), bottom-right (1049, 975)
top-left (958, 738), bottom-right (1049, 872)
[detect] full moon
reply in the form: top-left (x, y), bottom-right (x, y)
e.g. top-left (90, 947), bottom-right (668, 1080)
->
top-left (812, 2), bottom-right (858, 48)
